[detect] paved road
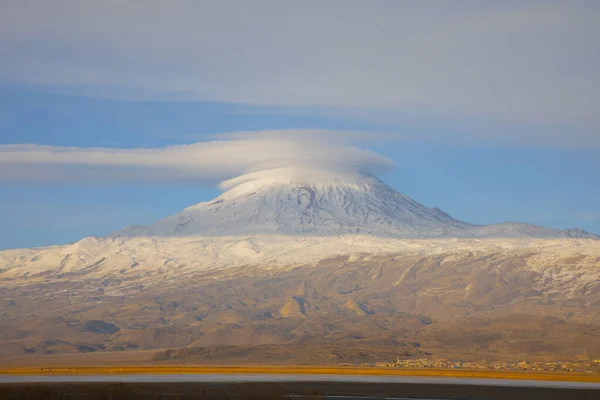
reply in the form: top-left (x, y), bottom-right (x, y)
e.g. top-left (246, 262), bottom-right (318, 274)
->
top-left (1, 373), bottom-right (600, 389)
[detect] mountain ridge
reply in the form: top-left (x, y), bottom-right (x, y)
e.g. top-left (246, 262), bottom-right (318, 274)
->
top-left (113, 171), bottom-right (599, 240)
top-left (2, 172), bottom-right (599, 362)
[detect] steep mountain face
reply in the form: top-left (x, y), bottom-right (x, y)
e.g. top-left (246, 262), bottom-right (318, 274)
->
top-left (115, 174), bottom-right (467, 238)
top-left (114, 170), bottom-right (598, 240)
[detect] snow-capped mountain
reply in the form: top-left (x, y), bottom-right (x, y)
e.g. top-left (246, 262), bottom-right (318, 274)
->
top-left (3, 169), bottom-right (600, 361)
top-left (4, 167), bottom-right (595, 287)
top-left (114, 168), bottom-right (598, 240)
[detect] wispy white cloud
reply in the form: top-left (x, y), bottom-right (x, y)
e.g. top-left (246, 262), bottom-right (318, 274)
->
top-left (0, 130), bottom-right (395, 185)
top-left (1, 1), bottom-right (599, 145)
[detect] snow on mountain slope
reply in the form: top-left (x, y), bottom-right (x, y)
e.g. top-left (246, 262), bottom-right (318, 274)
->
top-left (113, 168), bottom-right (599, 240)
top-left (1, 235), bottom-right (598, 284)
top-left (1, 168), bottom-right (597, 283)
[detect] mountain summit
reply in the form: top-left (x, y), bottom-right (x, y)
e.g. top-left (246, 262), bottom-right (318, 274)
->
top-left (114, 168), bottom-right (598, 239)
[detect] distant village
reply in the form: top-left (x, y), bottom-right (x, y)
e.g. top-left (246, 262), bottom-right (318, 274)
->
top-left (342, 358), bottom-right (600, 373)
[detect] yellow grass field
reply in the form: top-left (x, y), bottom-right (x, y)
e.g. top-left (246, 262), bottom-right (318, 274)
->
top-left (1, 365), bottom-right (600, 383)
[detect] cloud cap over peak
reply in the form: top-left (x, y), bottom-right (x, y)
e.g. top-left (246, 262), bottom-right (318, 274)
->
top-left (0, 130), bottom-right (395, 186)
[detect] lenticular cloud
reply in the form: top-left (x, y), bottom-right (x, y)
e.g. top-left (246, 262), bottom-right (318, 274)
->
top-left (0, 130), bottom-right (395, 186)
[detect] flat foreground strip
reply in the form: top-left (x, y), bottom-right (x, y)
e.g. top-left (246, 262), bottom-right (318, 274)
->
top-left (1, 373), bottom-right (600, 389)
top-left (2, 365), bottom-right (600, 383)
top-left (1, 380), bottom-right (600, 400)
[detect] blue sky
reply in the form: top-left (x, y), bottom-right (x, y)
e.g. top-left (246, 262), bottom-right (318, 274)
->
top-left (1, 1), bottom-right (599, 249)
top-left (1, 86), bottom-right (598, 249)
